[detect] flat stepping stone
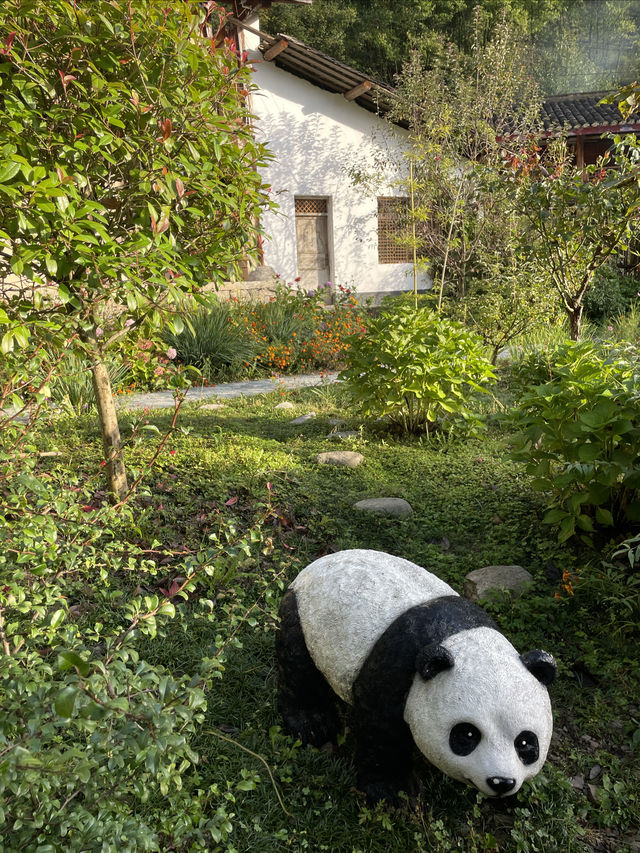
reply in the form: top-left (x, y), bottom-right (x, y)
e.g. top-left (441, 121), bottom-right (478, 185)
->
top-left (328, 431), bottom-right (359, 440)
top-left (201, 403), bottom-right (224, 410)
top-left (327, 418), bottom-right (345, 426)
top-left (463, 565), bottom-right (533, 602)
top-left (316, 451), bottom-right (364, 468)
top-left (275, 401), bottom-right (295, 410)
top-left (290, 411), bottom-right (316, 425)
top-left (354, 498), bottom-right (412, 516)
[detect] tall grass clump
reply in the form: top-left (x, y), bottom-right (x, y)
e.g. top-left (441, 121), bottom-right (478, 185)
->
top-left (164, 300), bottom-right (259, 380)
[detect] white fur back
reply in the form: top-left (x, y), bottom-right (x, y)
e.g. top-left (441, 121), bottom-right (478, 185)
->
top-left (291, 549), bottom-right (457, 702)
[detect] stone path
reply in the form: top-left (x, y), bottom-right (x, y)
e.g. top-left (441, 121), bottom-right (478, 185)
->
top-left (116, 371), bottom-right (340, 411)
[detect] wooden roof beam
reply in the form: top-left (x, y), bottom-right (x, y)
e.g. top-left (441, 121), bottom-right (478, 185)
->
top-left (263, 38), bottom-right (289, 61)
top-left (344, 80), bottom-right (373, 101)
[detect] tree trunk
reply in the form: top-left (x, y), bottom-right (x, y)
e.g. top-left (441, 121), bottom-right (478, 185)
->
top-left (90, 350), bottom-right (128, 501)
top-left (567, 303), bottom-right (583, 341)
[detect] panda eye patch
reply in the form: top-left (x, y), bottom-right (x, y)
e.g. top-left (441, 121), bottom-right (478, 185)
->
top-left (515, 730), bottom-right (539, 765)
top-left (449, 723), bottom-right (481, 755)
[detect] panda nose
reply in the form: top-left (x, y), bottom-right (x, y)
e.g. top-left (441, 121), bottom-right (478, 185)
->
top-left (486, 776), bottom-right (516, 795)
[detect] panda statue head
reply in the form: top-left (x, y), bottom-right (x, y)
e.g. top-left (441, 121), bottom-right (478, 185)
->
top-left (404, 627), bottom-right (556, 798)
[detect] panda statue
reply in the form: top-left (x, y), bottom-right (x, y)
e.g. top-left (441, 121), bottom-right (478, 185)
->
top-left (276, 549), bottom-right (557, 805)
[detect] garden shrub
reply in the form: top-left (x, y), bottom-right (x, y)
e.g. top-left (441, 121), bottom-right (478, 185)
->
top-left (509, 340), bottom-right (640, 542)
top-left (339, 305), bottom-right (496, 435)
top-left (582, 263), bottom-right (639, 325)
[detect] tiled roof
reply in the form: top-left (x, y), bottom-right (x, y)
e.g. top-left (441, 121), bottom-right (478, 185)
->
top-left (258, 32), bottom-right (401, 122)
top-left (541, 91), bottom-right (640, 134)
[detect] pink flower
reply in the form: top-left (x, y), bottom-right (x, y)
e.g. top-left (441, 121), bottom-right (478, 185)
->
top-left (166, 347), bottom-right (177, 360)
top-left (96, 327), bottom-right (103, 338)
top-left (124, 318), bottom-right (135, 328)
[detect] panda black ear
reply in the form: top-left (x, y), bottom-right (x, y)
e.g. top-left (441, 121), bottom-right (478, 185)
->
top-left (416, 643), bottom-right (454, 681)
top-left (521, 650), bottom-right (557, 686)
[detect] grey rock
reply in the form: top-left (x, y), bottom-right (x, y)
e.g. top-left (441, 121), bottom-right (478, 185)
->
top-left (327, 418), bottom-right (345, 426)
top-left (247, 265), bottom-right (277, 281)
top-left (589, 765), bottom-right (602, 781)
top-left (328, 431), bottom-right (359, 440)
top-left (569, 774), bottom-right (585, 790)
top-left (201, 403), bottom-right (224, 410)
top-left (316, 451), bottom-right (364, 468)
top-left (354, 497), bottom-right (413, 516)
top-left (275, 401), bottom-right (295, 410)
top-left (587, 784), bottom-right (600, 804)
top-left (290, 412), bottom-right (316, 425)
top-left (463, 565), bottom-right (533, 602)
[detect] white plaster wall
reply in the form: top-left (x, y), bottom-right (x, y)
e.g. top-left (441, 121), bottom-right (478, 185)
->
top-left (241, 26), bottom-right (428, 297)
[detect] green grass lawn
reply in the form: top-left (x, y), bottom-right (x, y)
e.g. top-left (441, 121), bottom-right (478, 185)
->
top-left (19, 384), bottom-right (640, 851)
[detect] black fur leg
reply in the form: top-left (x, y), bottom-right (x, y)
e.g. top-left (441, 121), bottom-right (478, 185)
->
top-left (355, 715), bottom-right (416, 806)
top-left (352, 597), bottom-right (497, 805)
top-left (276, 589), bottom-right (340, 747)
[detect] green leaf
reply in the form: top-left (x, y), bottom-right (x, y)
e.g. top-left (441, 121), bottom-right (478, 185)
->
top-left (558, 515), bottom-right (576, 543)
top-left (49, 608), bottom-right (66, 628)
top-left (1, 331), bottom-right (14, 354)
top-left (530, 477), bottom-right (551, 492)
top-left (587, 482), bottom-right (610, 505)
top-left (54, 686), bottom-right (78, 718)
top-left (57, 650), bottom-right (91, 677)
top-left (595, 507), bottom-right (614, 526)
top-left (625, 501), bottom-right (640, 522)
top-left (577, 443), bottom-right (600, 463)
top-left (0, 161), bottom-right (21, 182)
top-left (575, 514), bottom-right (594, 532)
top-left (542, 507), bottom-right (568, 524)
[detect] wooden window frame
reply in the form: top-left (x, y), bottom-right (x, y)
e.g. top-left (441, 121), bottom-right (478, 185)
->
top-left (377, 197), bottom-right (412, 264)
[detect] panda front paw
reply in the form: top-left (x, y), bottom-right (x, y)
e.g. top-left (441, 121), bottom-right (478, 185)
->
top-left (281, 707), bottom-right (338, 748)
top-left (359, 774), bottom-right (418, 809)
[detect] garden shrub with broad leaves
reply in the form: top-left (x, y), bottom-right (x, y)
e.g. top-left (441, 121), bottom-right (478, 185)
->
top-left (509, 340), bottom-right (640, 542)
top-left (339, 304), bottom-right (496, 435)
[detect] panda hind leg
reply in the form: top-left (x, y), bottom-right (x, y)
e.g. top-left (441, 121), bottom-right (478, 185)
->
top-left (276, 589), bottom-right (340, 748)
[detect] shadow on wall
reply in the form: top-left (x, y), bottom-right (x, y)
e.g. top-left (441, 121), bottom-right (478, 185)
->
top-left (255, 95), bottom-right (409, 290)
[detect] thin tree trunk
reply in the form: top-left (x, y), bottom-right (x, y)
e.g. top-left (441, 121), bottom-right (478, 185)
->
top-left (84, 334), bottom-right (128, 500)
top-left (568, 303), bottom-right (583, 341)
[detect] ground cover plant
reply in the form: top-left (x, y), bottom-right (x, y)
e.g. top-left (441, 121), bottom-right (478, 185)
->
top-left (2, 377), bottom-right (639, 852)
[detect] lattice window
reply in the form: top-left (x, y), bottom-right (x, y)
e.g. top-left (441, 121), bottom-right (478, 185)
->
top-left (378, 197), bottom-right (412, 264)
top-left (295, 197), bottom-right (328, 216)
